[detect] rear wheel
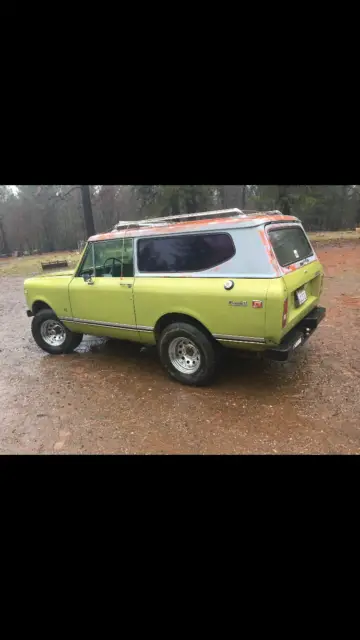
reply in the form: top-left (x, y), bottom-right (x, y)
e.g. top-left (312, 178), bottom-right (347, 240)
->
top-left (31, 309), bottom-right (83, 355)
top-left (158, 322), bottom-right (217, 386)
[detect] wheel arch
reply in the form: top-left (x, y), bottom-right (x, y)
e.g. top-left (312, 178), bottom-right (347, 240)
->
top-left (154, 312), bottom-right (215, 344)
top-left (32, 299), bottom-right (53, 315)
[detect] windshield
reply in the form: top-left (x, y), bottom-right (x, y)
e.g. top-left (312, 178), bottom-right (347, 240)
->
top-left (268, 226), bottom-right (313, 267)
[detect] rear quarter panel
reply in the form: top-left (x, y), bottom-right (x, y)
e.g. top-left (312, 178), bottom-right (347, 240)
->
top-left (133, 277), bottom-right (271, 343)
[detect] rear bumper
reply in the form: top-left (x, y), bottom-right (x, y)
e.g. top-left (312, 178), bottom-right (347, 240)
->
top-left (264, 306), bottom-right (326, 362)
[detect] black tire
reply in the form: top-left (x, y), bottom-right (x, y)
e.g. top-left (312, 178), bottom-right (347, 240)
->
top-left (31, 309), bottom-right (83, 355)
top-left (158, 322), bottom-right (217, 386)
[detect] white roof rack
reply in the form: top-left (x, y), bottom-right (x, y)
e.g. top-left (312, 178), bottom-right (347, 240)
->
top-left (113, 208), bottom-right (245, 231)
top-left (112, 208), bottom-right (285, 231)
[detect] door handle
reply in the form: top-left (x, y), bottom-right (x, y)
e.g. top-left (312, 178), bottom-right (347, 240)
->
top-left (120, 283), bottom-right (132, 288)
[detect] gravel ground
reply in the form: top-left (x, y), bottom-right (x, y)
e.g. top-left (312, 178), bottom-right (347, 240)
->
top-left (0, 242), bottom-right (359, 454)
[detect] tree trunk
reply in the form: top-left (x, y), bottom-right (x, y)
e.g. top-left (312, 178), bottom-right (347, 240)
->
top-left (185, 186), bottom-right (198, 213)
top-left (341, 185), bottom-right (349, 228)
top-left (241, 185), bottom-right (247, 209)
top-left (277, 186), bottom-right (291, 215)
top-left (0, 216), bottom-right (10, 254)
top-left (217, 186), bottom-right (225, 208)
top-left (81, 185), bottom-right (96, 237)
top-left (170, 191), bottom-right (180, 215)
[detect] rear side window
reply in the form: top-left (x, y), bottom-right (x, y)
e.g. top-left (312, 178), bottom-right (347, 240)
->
top-left (137, 233), bottom-right (235, 273)
top-left (268, 226), bottom-right (313, 267)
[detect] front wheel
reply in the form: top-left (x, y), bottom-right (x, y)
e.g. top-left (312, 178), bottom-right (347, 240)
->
top-left (31, 309), bottom-right (83, 355)
top-left (158, 322), bottom-right (217, 386)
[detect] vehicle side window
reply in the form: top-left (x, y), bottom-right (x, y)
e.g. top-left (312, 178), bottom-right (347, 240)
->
top-left (92, 238), bottom-right (134, 278)
top-left (77, 244), bottom-right (94, 276)
top-left (137, 233), bottom-right (235, 273)
top-left (94, 241), bottom-right (121, 277)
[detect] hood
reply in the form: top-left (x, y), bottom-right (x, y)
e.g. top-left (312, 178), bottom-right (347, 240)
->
top-left (24, 271), bottom-right (75, 287)
top-left (39, 269), bottom-right (75, 277)
top-left (26, 269), bottom-right (75, 280)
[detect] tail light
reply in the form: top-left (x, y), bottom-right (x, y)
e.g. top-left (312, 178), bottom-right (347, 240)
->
top-left (282, 298), bottom-right (288, 328)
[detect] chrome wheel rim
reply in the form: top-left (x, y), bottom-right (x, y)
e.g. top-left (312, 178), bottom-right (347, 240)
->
top-left (40, 319), bottom-right (66, 347)
top-left (168, 337), bottom-right (201, 374)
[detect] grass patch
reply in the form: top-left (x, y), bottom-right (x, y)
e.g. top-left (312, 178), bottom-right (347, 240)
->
top-left (0, 251), bottom-right (81, 277)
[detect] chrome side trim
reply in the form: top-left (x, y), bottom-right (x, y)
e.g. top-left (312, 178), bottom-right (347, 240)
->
top-left (216, 338), bottom-right (265, 345)
top-left (59, 317), bottom-right (153, 332)
top-left (213, 333), bottom-right (266, 344)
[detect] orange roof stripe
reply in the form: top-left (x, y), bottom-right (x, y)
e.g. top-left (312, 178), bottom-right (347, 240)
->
top-left (89, 213), bottom-right (298, 242)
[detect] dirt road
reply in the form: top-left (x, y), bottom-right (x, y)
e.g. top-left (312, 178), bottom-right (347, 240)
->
top-left (1, 242), bottom-right (359, 454)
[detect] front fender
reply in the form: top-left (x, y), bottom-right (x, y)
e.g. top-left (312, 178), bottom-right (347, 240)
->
top-left (24, 275), bottom-right (73, 318)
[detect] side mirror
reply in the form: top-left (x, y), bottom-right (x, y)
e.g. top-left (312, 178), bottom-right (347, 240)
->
top-left (83, 272), bottom-right (94, 284)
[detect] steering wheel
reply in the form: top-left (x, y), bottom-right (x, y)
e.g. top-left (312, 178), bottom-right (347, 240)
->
top-left (103, 257), bottom-right (123, 276)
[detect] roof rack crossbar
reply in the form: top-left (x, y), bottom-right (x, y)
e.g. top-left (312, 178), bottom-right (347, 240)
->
top-left (113, 208), bottom-right (245, 230)
top-left (112, 208), bottom-right (285, 231)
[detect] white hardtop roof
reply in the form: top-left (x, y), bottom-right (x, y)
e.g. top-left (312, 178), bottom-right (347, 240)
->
top-left (89, 208), bottom-right (300, 242)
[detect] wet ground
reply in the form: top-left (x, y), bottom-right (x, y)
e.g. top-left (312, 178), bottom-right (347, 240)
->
top-left (1, 242), bottom-right (359, 454)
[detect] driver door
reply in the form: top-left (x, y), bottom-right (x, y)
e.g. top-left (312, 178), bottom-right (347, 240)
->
top-left (68, 238), bottom-right (138, 340)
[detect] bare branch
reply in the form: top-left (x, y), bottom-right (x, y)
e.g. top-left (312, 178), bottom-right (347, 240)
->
top-left (48, 185), bottom-right (80, 201)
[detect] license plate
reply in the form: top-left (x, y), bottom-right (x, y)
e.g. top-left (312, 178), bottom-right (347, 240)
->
top-left (293, 336), bottom-right (303, 350)
top-left (295, 288), bottom-right (307, 306)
